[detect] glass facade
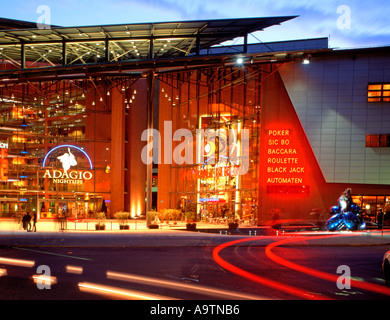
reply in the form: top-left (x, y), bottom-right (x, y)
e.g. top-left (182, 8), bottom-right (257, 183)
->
top-left (157, 65), bottom-right (262, 223)
top-left (0, 78), bottom-right (119, 219)
top-left (352, 195), bottom-right (390, 225)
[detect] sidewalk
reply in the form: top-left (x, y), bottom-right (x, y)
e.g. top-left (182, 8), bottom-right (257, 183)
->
top-left (0, 218), bottom-right (389, 247)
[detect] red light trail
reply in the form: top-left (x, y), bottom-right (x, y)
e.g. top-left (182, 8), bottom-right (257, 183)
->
top-left (213, 233), bottom-right (390, 300)
top-left (265, 234), bottom-right (390, 297)
top-left (212, 237), bottom-right (332, 300)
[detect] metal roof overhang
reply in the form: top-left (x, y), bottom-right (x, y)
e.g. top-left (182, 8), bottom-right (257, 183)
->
top-left (0, 47), bottom-right (333, 82)
top-left (0, 16), bottom-right (298, 78)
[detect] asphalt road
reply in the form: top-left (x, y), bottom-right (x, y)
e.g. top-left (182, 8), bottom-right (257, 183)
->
top-left (0, 231), bottom-right (389, 302)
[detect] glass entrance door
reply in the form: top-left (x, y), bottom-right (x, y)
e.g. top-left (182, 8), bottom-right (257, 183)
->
top-left (38, 198), bottom-right (95, 219)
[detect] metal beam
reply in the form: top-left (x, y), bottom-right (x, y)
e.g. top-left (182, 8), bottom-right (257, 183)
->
top-left (62, 39), bottom-right (66, 66)
top-left (20, 41), bottom-right (25, 69)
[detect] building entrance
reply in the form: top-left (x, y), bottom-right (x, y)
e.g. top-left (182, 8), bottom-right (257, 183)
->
top-left (37, 198), bottom-right (96, 219)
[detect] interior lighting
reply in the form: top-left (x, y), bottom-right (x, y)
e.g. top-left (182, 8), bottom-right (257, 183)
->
top-left (302, 54), bottom-right (311, 64)
top-left (236, 57), bottom-right (243, 64)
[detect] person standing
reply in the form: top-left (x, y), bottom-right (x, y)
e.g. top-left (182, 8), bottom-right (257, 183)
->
top-left (378, 209), bottom-right (384, 230)
top-left (25, 211), bottom-right (32, 232)
top-left (32, 212), bottom-right (37, 232)
top-left (21, 213), bottom-right (27, 230)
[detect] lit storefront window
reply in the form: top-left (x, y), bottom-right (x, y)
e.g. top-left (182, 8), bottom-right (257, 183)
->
top-left (0, 78), bottom-right (116, 218)
top-left (158, 66), bottom-right (261, 223)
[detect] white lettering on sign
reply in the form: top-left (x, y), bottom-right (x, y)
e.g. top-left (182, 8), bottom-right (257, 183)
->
top-left (42, 145), bottom-right (94, 184)
top-left (43, 169), bottom-right (93, 184)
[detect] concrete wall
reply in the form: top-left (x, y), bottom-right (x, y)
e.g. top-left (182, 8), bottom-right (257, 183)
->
top-left (279, 50), bottom-right (390, 185)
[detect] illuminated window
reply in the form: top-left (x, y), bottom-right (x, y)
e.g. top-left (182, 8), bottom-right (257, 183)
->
top-left (368, 83), bottom-right (390, 102)
top-left (366, 134), bottom-right (390, 147)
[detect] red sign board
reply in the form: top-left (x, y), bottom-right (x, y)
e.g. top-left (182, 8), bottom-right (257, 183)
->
top-left (265, 129), bottom-right (309, 194)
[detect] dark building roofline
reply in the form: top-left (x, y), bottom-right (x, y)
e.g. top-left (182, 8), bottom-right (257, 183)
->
top-left (0, 17), bottom-right (59, 30)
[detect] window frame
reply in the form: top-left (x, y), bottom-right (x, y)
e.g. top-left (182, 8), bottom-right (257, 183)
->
top-left (368, 83), bottom-right (390, 103)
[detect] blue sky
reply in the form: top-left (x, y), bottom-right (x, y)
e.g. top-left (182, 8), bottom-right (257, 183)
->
top-left (2, 0), bottom-right (390, 49)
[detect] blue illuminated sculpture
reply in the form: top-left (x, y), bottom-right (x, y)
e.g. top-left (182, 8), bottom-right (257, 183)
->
top-left (325, 188), bottom-right (366, 231)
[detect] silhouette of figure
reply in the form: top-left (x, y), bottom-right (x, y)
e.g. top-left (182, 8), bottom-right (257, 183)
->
top-left (338, 188), bottom-right (352, 213)
top-left (57, 148), bottom-right (77, 172)
top-left (32, 212), bottom-right (37, 232)
top-left (25, 212), bottom-right (32, 232)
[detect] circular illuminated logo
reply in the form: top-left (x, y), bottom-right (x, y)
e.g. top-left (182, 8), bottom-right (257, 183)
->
top-left (43, 145), bottom-right (93, 170)
top-left (42, 145), bottom-right (93, 184)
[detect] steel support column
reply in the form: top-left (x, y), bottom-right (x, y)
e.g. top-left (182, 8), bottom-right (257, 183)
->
top-left (145, 72), bottom-right (154, 213)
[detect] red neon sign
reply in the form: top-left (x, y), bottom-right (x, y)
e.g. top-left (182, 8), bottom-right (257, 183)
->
top-left (266, 129), bottom-right (309, 194)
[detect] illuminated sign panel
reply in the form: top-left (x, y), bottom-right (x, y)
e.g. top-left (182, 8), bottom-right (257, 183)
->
top-left (0, 142), bottom-right (8, 181)
top-left (42, 145), bottom-right (93, 185)
top-left (265, 129), bottom-right (309, 194)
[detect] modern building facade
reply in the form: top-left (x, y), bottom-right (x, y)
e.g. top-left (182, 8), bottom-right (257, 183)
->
top-left (0, 16), bottom-right (389, 225)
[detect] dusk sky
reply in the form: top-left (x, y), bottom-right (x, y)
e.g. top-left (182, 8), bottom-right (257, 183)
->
top-left (1, 0), bottom-right (390, 49)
